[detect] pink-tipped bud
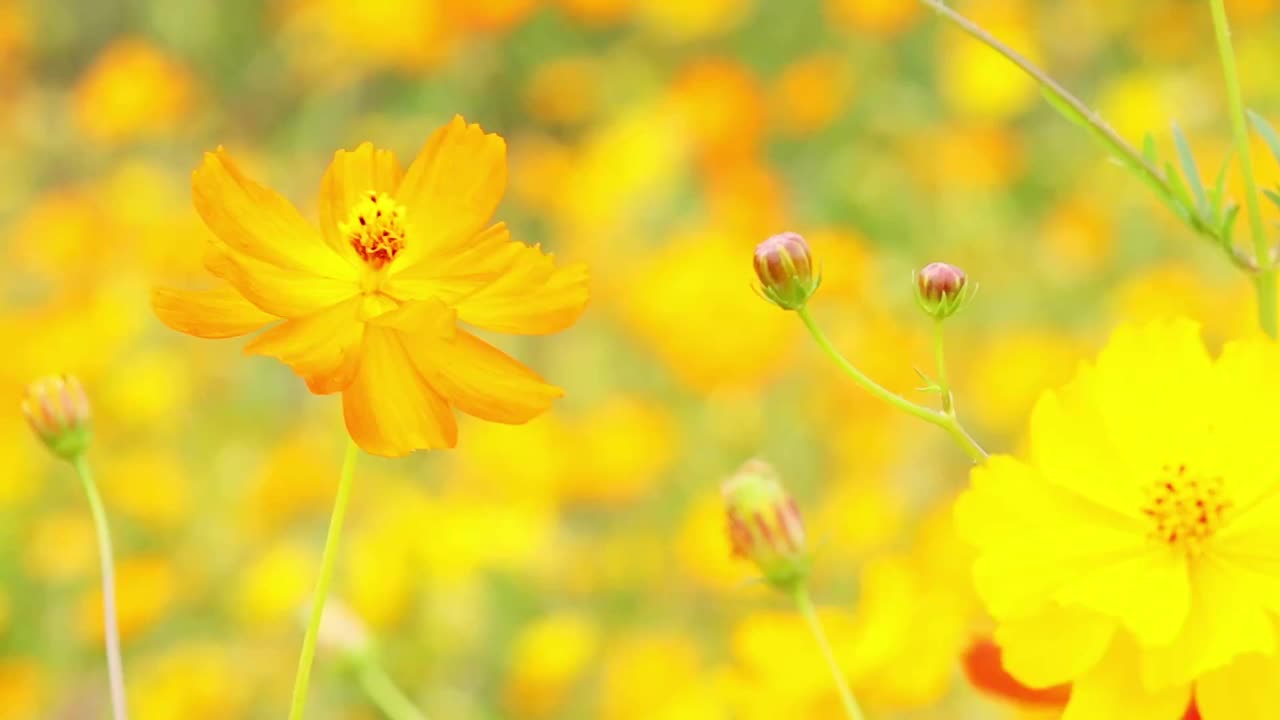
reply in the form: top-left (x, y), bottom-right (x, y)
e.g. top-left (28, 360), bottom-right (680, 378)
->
top-left (22, 375), bottom-right (92, 460)
top-left (721, 459), bottom-right (809, 592)
top-left (914, 262), bottom-right (974, 320)
top-left (753, 232), bottom-right (821, 311)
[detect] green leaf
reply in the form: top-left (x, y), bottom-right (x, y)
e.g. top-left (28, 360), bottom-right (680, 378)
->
top-left (1210, 151), bottom-right (1233, 218)
top-left (1041, 87), bottom-right (1089, 130)
top-left (1142, 132), bottom-right (1159, 166)
top-left (1164, 160), bottom-right (1195, 214)
top-left (1264, 188), bottom-right (1280, 213)
top-left (1222, 203), bottom-right (1241, 242)
top-left (1172, 123), bottom-right (1209, 217)
top-left (1248, 110), bottom-right (1280, 166)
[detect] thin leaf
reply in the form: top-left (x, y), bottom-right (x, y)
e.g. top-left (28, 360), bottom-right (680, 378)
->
top-left (1164, 160), bottom-right (1195, 214)
top-left (1265, 188), bottom-right (1280, 213)
top-left (1248, 110), bottom-right (1280, 165)
top-left (1172, 123), bottom-right (1209, 217)
top-left (1142, 132), bottom-right (1159, 166)
top-left (1041, 87), bottom-right (1089, 130)
top-left (1223, 203), bottom-right (1241, 243)
top-left (1210, 151), bottom-right (1233, 218)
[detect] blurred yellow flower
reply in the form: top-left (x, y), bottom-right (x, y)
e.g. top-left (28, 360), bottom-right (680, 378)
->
top-left (504, 613), bottom-right (599, 717)
top-left (962, 329), bottom-right (1088, 435)
top-left (668, 58), bottom-right (765, 164)
top-left (0, 659), bottom-right (43, 720)
top-left (454, 0), bottom-right (540, 32)
top-left (938, 2), bottom-right (1040, 121)
top-left (130, 644), bottom-right (251, 720)
top-left (634, 0), bottom-right (751, 42)
top-left (235, 541), bottom-right (315, 626)
top-left (73, 39), bottom-right (194, 143)
top-left (560, 396), bottom-right (678, 504)
top-left (524, 58), bottom-right (602, 127)
top-left (599, 633), bottom-right (722, 720)
top-left (825, 0), bottom-right (921, 37)
top-left (770, 53), bottom-right (854, 136)
top-left (556, 0), bottom-right (632, 24)
top-left (24, 509), bottom-right (96, 581)
top-left (957, 319), bottom-right (1280, 718)
top-left (153, 116), bottom-right (589, 456)
top-left (80, 555), bottom-right (178, 642)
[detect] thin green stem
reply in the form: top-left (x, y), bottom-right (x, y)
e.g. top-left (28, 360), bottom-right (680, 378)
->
top-left (357, 657), bottom-right (430, 720)
top-left (797, 308), bottom-right (988, 463)
top-left (71, 454), bottom-right (128, 720)
top-left (287, 438), bottom-right (361, 720)
top-left (932, 319), bottom-right (952, 413)
top-left (1209, 0), bottom-right (1278, 337)
top-left (793, 587), bottom-right (865, 720)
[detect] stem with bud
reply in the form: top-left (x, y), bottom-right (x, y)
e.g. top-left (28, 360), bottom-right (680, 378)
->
top-left (793, 587), bottom-right (866, 720)
top-left (796, 308), bottom-right (987, 464)
top-left (288, 438), bottom-right (361, 720)
top-left (71, 454), bottom-right (128, 720)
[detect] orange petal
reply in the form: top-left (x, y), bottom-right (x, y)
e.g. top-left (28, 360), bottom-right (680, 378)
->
top-left (405, 329), bottom-right (563, 423)
top-left (193, 147), bottom-right (356, 280)
top-left (243, 296), bottom-right (365, 394)
top-left (367, 298), bottom-right (457, 337)
top-left (205, 245), bottom-right (359, 319)
top-left (962, 637), bottom-right (1071, 708)
top-left (318, 142), bottom-right (405, 262)
top-left (454, 244), bottom-right (590, 335)
top-left (150, 285), bottom-right (277, 338)
top-left (387, 223), bottom-right (518, 302)
top-left (341, 326), bottom-right (457, 457)
top-left (393, 115), bottom-right (507, 267)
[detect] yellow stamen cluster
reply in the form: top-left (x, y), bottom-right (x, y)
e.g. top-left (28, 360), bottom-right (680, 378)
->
top-left (340, 191), bottom-right (407, 269)
top-left (1140, 464), bottom-right (1231, 556)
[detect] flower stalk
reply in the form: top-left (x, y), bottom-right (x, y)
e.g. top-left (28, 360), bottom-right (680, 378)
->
top-left (793, 586), bottom-right (866, 720)
top-left (357, 658), bottom-right (430, 720)
top-left (796, 307), bottom-right (987, 464)
top-left (287, 438), bottom-right (361, 720)
top-left (1209, 0), bottom-right (1278, 337)
top-left (73, 455), bottom-right (128, 720)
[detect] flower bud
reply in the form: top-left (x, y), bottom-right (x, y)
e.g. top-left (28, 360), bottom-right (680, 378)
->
top-left (21, 375), bottom-right (92, 460)
top-left (722, 459), bottom-right (809, 592)
top-left (914, 262), bottom-right (974, 320)
top-left (315, 600), bottom-right (372, 661)
top-left (753, 232), bottom-right (821, 311)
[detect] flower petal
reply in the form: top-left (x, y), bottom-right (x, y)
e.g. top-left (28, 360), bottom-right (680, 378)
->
top-left (243, 296), bottom-right (366, 394)
top-left (341, 326), bottom-right (457, 457)
top-left (387, 223), bottom-right (590, 335)
top-left (205, 245), bottom-right (358, 318)
top-left (1063, 637), bottom-right (1192, 720)
top-left (150, 285), bottom-right (276, 338)
top-left (318, 142), bottom-right (404, 262)
top-left (393, 115), bottom-right (507, 268)
top-left (193, 147), bottom-right (355, 280)
top-left (1196, 652), bottom-right (1280, 720)
top-left (404, 328), bottom-right (564, 424)
top-left (1139, 556), bottom-right (1276, 690)
top-left (995, 603), bottom-right (1116, 689)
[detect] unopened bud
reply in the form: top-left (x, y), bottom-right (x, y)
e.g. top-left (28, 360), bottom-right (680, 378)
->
top-left (914, 262), bottom-right (974, 320)
top-left (753, 232), bottom-right (821, 311)
top-left (22, 375), bottom-right (92, 460)
top-left (721, 459), bottom-right (809, 592)
top-left (314, 600), bottom-right (372, 661)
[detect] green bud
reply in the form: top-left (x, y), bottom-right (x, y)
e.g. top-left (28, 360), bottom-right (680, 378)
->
top-left (722, 459), bottom-right (809, 593)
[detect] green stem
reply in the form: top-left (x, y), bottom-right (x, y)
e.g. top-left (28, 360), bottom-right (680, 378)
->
top-left (797, 308), bottom-right (988, 463)
top-left (357, 657), bottom-right (430, 720)
top-left (71, 455), bottom-right (128, 720)
top-left (287, 438), bottom-right (361, 720)
top-left (793, 587), bottom-right (866, 720)
top-left (917, 0), bottom-right (1259, 274)
top-left (1209, 0), bottom-right (1279, 337)
top-left (932, 319), bottom-right (952, 413)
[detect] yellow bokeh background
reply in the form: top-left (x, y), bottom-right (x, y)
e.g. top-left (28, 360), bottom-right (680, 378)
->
top-left (3, 0), bottom-right (1279, 717)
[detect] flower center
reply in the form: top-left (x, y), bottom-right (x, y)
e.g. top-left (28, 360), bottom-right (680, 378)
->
top-left (1140, 464), bottom-right (1231, 556)
top-left (340, 191), bottom-right (407, 270)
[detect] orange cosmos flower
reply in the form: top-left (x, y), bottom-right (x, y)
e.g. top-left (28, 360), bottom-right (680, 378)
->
top-left (153, 116), bottom-right (589, 456)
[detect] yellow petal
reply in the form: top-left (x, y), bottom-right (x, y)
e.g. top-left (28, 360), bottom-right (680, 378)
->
top-left (150, 285), bottom-right (276, 338)
top-left (995, 603), bottom-right (1115, 689)
top-left (341, 326), bottom-right (456, 457)
top-left (318, 142), bottom-right (404, 262)
top-left (243, 297), bottom-right (365, 395)
top-left (367, 298), bottom-right (456, 338)
top-left (1139, 556), bottom-right (1276, 689)
top-left (192, 147), bottom-right (355, 280)
top-left (955, 456), bottom-right (1152, 623)
top-left (205, 245), bottom-right (358, 319)
top-left (393, 115), bottom-right (507, 267)
top-left (455, 245), bottom-right (590, 335)
top-left (1063, 636), bottom-right (1192, 720)
top-left (405, 329), bottom-right (564, 424)
top-left (388, 223), bottom-right (590, 335)
top-left (1196, 652), bottom-right (1280, 720)
top-left (1053, 548), bottom-right (1190, 647)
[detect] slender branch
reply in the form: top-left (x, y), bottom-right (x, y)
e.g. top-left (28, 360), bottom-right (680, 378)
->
top-left (358, 659), bottom-right (430, 720)
top-left (1209, 0), bottom-right (1278, 337)
top-left (72, 455), bottom-right (128, 720)
top-left (797, 308), bottom-right (988, 463)
top-left (932, 320), bottom-right (952, 414)
top-left (288, 438), bottom-right (361, 720)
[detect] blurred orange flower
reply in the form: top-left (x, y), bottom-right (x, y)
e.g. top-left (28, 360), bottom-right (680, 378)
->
top-left (153, 116), bottom-right (590, 456)
top-left (73, 39), bottom-right (194, 143)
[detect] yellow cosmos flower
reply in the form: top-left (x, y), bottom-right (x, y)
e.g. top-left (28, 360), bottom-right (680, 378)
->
top-left (153, 116), bottom-right (589, 456)
top-left (957, 319), bottom-right (1280, 719)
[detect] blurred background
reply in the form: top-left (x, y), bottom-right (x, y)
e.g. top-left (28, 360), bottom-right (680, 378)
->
top-left (3, 0), bottom-right (1280, 717)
